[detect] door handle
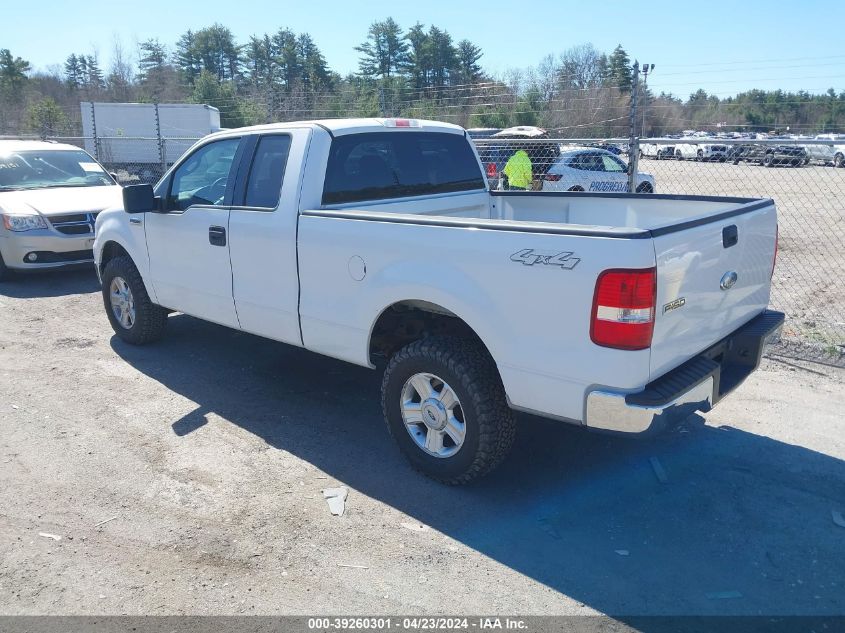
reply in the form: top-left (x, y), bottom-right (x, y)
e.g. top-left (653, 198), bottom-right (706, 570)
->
top-left (208, 225), bottom-right (227, 247)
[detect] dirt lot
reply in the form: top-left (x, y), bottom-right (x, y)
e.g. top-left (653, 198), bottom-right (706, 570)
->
top-left (1, 268), bottom-right (844, 616)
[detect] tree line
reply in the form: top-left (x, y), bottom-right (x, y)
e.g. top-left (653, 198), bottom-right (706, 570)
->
top-left (1, 20), bottom-right (844, 138)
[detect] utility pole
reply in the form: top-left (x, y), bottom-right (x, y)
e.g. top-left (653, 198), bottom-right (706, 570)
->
top-left (628, 61), bottom-right (640, 195)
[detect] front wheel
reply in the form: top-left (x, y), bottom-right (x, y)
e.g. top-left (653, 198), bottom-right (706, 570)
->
top-left (835, 153), bottom-right (844, 168)
top-left (636, 182), bottom-right (654, 193)
top-left (763, 154), bottom-right (774, 167)
top-left (675, 149), bottom-right (683, 161)
top-left (101, 255), bottom-right (168, 345)
top-left (381, 336), bottom-right (516, 485)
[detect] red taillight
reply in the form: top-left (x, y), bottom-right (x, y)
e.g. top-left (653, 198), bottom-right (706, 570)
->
top-left (771, 224), bottom-right (778, 278)
top-left (486, 162), bottom-right (497, 178)
top-left (544, 173), bottom-right (562, 181)
top-left (590, 268), bottom-right (656, 350)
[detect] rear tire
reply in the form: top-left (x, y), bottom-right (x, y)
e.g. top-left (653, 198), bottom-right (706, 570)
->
top-left (675, 149), bottom-right (683, 161)
top-left (636, 182), bottom-right (654, 194)
top-left (696, 149), bottom-right (703, 162)
top-left (101, 255), bottom-right (168, 345)
top-left (568, 185), bottom-right (585, 192)
top-left (763, 154), bottom-right (774, 167)
top-left (835, 153), bottom-right (844, 168)
top-left (381, 336), bottom-right (516, 485)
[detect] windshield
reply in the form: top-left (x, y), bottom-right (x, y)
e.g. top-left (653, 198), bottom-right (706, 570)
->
top-left (0, 149), bottom-right (114, 191)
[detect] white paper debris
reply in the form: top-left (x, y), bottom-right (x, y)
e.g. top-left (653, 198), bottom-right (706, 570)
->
top-left (614, 549), bottom-right (630, 556)
top-left (38, 532), bottom-right (61, 541)
top-left (322, 487), bottom-right (348, 516)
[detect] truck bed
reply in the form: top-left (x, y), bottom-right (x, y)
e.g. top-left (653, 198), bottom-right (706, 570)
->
top-left (319, 190), bottom-right (770, 237)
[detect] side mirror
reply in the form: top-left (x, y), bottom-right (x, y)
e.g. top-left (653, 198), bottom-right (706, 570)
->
top-left (123, 184), bottom-right (158, 214)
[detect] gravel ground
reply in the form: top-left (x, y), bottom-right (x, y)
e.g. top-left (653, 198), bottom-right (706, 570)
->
top-left (1, 268), bottom-right (844, 616)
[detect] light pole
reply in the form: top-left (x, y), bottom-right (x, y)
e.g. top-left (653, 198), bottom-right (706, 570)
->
top-left (641, 63), bottom-right (655, 137)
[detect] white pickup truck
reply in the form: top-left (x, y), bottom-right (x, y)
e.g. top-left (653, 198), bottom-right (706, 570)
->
top-left (94, 118), bottom-right (783, 484)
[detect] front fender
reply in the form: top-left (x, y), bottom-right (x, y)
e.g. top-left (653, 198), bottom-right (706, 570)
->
top-left (94, 209), bottom-right (158, 303)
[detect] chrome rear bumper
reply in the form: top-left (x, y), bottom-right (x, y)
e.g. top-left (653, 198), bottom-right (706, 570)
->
top-left (585, 310), bottom-right (785, 435)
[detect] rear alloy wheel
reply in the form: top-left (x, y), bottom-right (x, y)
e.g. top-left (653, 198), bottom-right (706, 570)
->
top-left (835, 153), bottom-right (844, 168)
top-left (675, 149), bottom-right (683, 161)
top-left (763, 154), bottom-right (774, 168)
top-left (636, 182), bottom-right (654, 194)
top-left (382, 336), bottom-right (516, 485)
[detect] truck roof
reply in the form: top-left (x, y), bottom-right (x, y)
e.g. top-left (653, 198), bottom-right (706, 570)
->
top-left (207, 118), bottom-right (466, 140)
top-left (0, 139), bottom-right (85, 153)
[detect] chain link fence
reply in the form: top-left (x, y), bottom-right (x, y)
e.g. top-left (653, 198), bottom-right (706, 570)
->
top-left (474, 135), bottom-right (845, 364)
top-left (3, 132), bottom-right (843, 363)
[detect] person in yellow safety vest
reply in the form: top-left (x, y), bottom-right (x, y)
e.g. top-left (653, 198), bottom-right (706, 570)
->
top-left (502, 148), bottom-right (533, 190)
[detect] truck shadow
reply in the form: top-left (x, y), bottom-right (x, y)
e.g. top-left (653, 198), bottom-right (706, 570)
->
top-left (0, 267), bottom-right (100, 298)
top-left (111, 314), bottom-right (845, 619)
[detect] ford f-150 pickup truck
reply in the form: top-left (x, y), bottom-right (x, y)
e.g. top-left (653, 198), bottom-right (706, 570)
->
top-left (93, 118), bottom-right (783, 484)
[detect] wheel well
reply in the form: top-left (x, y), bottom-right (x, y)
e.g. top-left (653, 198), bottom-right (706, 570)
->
top-left (368, 301), bottom-right (489, 366)
top-left (99, 241), bottom-right (130, 274)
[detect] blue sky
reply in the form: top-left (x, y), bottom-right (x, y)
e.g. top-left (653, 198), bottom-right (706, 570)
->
top-left (4, 0), bottom-right (844, 99)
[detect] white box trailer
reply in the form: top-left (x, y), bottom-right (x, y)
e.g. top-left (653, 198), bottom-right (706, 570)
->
top-left (80, 102), bottom-right (221, 181)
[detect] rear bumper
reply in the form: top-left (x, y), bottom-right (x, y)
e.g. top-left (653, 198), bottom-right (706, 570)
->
top-left (585, 309), bottom-right (785, 435)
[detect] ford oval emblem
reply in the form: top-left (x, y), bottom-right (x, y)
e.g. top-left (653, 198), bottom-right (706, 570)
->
top-left (720, 271), bottom-right (738, 290)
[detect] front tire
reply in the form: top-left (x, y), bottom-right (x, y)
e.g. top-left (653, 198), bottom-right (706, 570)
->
top-left (835, 153), bottom-right (844, 168)
top-left (636, 182), bottom-right (654, 193)
top-left (381, 336), bottom-right (516, 485)
top-left (101, 255), bottom-right (168, 345)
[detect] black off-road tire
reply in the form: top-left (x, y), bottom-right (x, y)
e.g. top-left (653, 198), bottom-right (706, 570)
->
top-left (101, 255), bottom-right (168, 345)
top-left (381, 336), bottom-right (516, 485)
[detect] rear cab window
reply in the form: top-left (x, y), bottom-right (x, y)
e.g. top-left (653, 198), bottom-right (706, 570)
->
top-left (241, 134), bottom-right (292, 209)
top-left (322, 132), bottom-right (485, 205)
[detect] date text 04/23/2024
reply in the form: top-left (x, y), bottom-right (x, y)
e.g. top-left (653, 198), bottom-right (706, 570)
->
top-left (307, 617), bottom-right (528, 630)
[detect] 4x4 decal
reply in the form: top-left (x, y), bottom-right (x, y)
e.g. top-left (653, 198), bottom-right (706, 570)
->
top-left (510, 249), bottom-right (580, 269)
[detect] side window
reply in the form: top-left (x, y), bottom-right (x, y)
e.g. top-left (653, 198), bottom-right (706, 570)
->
top-left (583, 153), bottom-right (605, 172)
top-left (243, 135), bottom-right (292, 209)
top-left (168, 137), bottom-right (240, 211)
top-left (601, 154), bottom-right (626, 173)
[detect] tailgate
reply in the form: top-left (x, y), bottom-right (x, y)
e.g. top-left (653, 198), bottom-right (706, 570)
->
top-left (650, 201), bottom-right (778, 379)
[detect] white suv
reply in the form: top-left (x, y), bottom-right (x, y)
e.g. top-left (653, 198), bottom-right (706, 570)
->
top-left (0, 140), bottom-right (122, 280)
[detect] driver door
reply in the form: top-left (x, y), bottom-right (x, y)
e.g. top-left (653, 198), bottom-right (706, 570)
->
top-left (144, 136), bottom-right (245, 328)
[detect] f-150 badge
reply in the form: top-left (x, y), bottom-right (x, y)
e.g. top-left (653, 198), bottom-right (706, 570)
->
top-left (510, 249), bottom-right (580, 269)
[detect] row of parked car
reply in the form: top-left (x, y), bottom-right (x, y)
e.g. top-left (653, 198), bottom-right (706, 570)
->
top-left (640, 136), bottom-right (845, 167)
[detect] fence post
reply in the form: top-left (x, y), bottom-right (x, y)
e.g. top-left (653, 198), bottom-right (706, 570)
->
top-left (90, 102), bottom-right (99, 161)
top-left (378, 85), bottom-right (387, 117)
top-left (628, 61), bottom-right (640, 194)
top-left (154, 102), bottom-right (165, 174)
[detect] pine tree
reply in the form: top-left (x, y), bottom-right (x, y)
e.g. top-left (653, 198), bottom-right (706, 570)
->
top-left (607, 45), bottom-right (632, 92)
top-left (65, 54), bottom-right (81, 88)
top-left (175, 30), bottom-right (201, 85)
top-left (455, 40), bottom-right (482, 86)
top-left (355, 18), bottom-right (408, 79)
